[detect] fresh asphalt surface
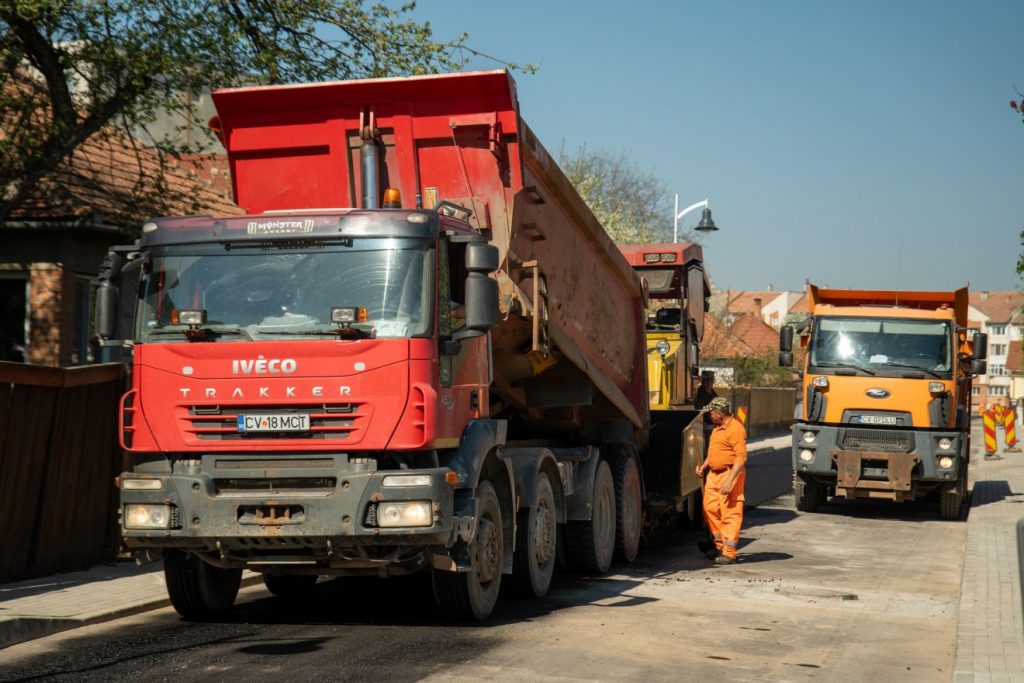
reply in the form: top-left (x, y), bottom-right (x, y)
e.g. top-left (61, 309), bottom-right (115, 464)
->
top-left (0, 444), bottom-right (795, 682)
top-left (0, 436), bottom-right (968, 681)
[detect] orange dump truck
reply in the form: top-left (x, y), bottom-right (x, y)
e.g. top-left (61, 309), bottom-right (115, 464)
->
top-left (780, 285), bottom-right (986, 519)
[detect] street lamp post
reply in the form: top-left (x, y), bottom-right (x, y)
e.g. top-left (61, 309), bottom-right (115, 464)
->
top-left (673, 193), bottom-right (718, 242)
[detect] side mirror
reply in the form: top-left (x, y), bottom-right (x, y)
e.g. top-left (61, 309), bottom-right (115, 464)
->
top-left (94, 250), bottom-right (125, 341)
top-left (779, 351), bottom-right (794, 367)
top-left (454, 243), bottom-right (499, 341)
top-left (780, 325), bottom-right (793, 353)
top-left (972, 359), bottom-right (987, 376)
top-left (973, 332), bottom-right (988, 360)
top-left (95, 280), bottom-right (119, 340)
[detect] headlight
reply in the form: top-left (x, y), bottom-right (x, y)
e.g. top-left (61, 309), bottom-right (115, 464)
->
top-left (121, 477), bottom-right (162, 491)
top-left (655, 340), bottom-right (670, 356)
top-left (929, 382), bottom-right (946, 394)
top-left (124, 504), bottom-right (173, 529)
top-left (937, 456), bottom-right (954, 470)
top-left (799, 449), bottom-right (815, 462)
top-left (382, 474), bottom-right (431, 488)
top-left (377, 501), bottom-right (432, 528)
top-left (938, 438), bottom-right (954, 452)
top-left (801, 431), bottom-right (816, 444)
top-left (812, 376), bottom-right (829, 388)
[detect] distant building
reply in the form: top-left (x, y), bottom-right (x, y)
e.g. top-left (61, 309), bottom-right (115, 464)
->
top-left (969, 291), bottom-right (1024, 409)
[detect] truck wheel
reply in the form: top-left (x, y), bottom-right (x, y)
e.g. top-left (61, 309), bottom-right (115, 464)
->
top-left (432, 479), bottom-right (504, 620)
top-left (940, 468), bottom-right (967, 521)
top-left (263, 573), bottom-right (318, 598)
top-left (564, 460), bottom-right (616, 574)
top-left (164, 549), bottom-right (242, 621)
top-left (511, 473), bottom-right (557, 597)
top-left (613, 453), bottom-right (643, 563)
top-left (794, 476), bottom-right (821, 513)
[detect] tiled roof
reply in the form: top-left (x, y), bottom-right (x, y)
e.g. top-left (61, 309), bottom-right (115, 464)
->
top-left (729, 313), bottom-right (781, 355)
top-left (1008, 342), bottom-right (1023, 375)
top-left (8, 129), bottom-right (241, 228)
top-left (969, 292), bottom-right (1024, 324)
top-left (788, 292), bottom-right (809, 314)
top-left (702, 314), bottom-right (755, 359)
top-left (728, 291), bottom-right (783, 315)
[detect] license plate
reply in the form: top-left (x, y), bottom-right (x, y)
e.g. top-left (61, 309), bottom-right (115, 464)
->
top-left (859, 415), bottom-right (898, 425)
top-left (237, 413), bottom-right (310, 433)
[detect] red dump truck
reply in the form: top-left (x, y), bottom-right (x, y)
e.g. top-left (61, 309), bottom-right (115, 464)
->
top-left (95, 71), bottom-right (707, 621)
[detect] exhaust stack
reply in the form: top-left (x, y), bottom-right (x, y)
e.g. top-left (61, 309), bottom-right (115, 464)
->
top-left (360, 110), bottom-right (380, 209)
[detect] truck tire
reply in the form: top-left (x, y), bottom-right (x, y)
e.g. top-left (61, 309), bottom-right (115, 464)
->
top-left (263, 573), bottom-right (318, 599)
top-left (432, 479), bottom-right (504, 620)
top-left (511, 473), bottom-right (557, 597)
top-left (940, 468), bottom-right (967, 521)
top-left (794, 475), bottom-right (822, 513)
top-left (164, 549), bottom-right (242, 621)
top-left (564, 460), bottom-right (616, 574)
top-left (613, 453), bottom-right (643, 563)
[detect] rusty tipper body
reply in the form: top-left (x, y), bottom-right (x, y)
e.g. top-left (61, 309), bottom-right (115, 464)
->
top-left (96, 71), bottom-right (665, 621)
top-left (780, 285), bottom-right (984, 519)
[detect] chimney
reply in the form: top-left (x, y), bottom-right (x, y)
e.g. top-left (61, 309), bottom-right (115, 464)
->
top-left (754, 297), bottom-right (762, 318)
top-left (767, 284), bottom-right (773, 292)
top-left (982, 291), bottom-right (989, 302)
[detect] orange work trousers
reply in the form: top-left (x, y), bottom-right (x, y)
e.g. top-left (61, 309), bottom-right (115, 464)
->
top-left (703, 467), bottom-right (745, 559)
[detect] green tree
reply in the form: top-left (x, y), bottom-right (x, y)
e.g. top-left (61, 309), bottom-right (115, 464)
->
top-left (733, 351), bottom-right (795, 388)
top-left (559, 145), bottom-right (686, 245)
top-left (0, 1), bottom-right (530, 222)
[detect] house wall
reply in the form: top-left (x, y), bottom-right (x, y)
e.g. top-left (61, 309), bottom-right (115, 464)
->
top-left (0, 228), bottom-right (127, 367)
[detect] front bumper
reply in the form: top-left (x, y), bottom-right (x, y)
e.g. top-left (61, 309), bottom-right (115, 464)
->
top-left (119, 454), bottom-right (464, 570)
top-left (791, 423), bottom-right (965, 500)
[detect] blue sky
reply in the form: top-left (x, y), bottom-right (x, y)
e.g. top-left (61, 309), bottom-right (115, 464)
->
top-left (410, 0), bottom-right (1023, 293)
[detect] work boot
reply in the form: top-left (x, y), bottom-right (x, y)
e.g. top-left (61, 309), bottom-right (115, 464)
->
top-left (705, 548), bottom-right (720, 560)
top-left (714, 555), bottom-right (736, 565)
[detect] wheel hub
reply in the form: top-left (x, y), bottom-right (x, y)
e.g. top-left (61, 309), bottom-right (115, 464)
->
top-left (533, 504), bottom-right (555, 565)
top-left (475, 517), bottom-right (499, 584)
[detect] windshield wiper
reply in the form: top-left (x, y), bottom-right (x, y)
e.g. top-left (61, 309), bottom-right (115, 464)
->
top-left (147, 326), bottom-right (253, 341)
top-left (883, 362), bottom-right (943, 379)
top-left (814, 360), bottom-right (876, 376)
top-left (255, 327), bottom-right (374, 339)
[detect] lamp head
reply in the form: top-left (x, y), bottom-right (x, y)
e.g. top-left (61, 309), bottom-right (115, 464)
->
top-left (695, 207), bottom-right (718, 233)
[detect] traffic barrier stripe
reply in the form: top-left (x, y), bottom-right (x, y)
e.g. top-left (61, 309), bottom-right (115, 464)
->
top-left (984, 411), bottom-right (998, 454)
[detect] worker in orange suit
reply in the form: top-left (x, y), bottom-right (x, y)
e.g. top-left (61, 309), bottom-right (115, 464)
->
top-left (695, 396), bottom-right (747, 565)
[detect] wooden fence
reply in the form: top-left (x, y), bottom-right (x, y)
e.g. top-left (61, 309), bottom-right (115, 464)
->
top-left (0, 362), bottom-right (125, 582)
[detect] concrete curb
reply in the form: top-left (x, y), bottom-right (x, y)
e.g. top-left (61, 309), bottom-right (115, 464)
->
top-left (0, 573), bottom-right (263, 650)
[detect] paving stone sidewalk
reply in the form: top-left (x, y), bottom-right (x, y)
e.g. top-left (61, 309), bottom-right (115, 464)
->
top-left (954, 425), bottom-right (1024, 683)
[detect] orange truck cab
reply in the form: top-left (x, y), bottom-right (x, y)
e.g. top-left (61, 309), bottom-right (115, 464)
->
top-left (779, 285), bottom-right (986, 519)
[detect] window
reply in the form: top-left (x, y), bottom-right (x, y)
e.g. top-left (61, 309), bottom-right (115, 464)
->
top-left (990, 364), bottom-right (1006, 377)
top-left (990, 386), bottom-right (1008, 396)
top-left (991, 344), bottom-right (1007, 357)
top-left (0, 273), bottom-right (29, 362)
top-left (972, 387), bottom-right (980, 396)
top-left (990, 324), bottom-right (1007, 336)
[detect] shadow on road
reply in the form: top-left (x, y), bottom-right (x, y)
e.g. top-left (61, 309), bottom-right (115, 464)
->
top-left (970, 479), bottom-right (1018, 508)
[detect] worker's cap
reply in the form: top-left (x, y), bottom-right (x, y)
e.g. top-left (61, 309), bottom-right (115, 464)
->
top-left (700, 370), bottom-right (715, 380)
top-left (701, 397), bottom-right (731, 414)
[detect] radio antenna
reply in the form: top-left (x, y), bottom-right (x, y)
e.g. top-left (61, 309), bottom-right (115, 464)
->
top-left (894, 234), bottom-right (905, 308)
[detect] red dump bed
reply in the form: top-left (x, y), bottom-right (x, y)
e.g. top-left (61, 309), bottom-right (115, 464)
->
top-left (211, 71), bottom-right (649, 438)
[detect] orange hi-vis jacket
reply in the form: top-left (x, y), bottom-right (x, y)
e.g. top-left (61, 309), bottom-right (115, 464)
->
top-left (706, 416), bottom-right (747, 472)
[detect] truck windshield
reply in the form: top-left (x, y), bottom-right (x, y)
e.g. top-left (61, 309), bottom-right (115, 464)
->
top-left (137, 238), bottom-right (433, 342)
top-left (809, 316), bottom-right (953, 377)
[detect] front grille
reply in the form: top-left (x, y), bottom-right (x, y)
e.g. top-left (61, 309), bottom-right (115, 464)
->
top-left (215, 477), bottom-right (336, 495)
top-left (840, 428), bottom-right (912, 453)
top-left (179, 403), bottom-right (365, 442)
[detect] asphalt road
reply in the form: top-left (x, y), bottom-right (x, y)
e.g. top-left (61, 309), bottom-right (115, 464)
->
top-left (0, 439), bottom-right (963, 682)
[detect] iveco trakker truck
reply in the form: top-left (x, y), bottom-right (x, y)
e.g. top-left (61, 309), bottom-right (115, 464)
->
top-left (96, 71), bottom-right (708, 621)
top-left (779, 285), bottom-right (985, 519)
